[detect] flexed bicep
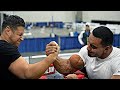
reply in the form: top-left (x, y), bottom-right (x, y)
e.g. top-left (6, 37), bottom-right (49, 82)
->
top-left (53, 54), bottom-right (84, 75)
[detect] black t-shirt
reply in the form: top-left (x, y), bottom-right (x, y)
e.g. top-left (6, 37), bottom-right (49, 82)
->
top-left (0, 40), bottom-right (21, 80)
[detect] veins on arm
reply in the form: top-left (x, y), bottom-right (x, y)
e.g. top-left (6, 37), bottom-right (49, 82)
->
top-left (53, 57), bottom-right (82, 76)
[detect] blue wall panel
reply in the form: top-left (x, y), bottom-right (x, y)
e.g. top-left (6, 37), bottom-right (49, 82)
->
top-left (18, 34), bottom-right (120, 53)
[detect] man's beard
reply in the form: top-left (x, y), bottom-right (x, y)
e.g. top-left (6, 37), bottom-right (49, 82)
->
top-left (88, 51), bottom-right (95, 57)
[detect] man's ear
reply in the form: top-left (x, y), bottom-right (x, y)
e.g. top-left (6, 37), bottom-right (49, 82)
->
top-left (5, 26), bottom-right (12, 36)
top-left (105, 46), bottom-right (111, 51)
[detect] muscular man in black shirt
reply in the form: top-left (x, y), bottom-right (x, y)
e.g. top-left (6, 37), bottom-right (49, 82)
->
top-left (0, 15), bottom-right (59, 79)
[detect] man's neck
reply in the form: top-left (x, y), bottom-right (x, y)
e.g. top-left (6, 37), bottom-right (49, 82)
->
top-left (0, 34), bottom-right (10, 43)
top-left (101, 46), bottom-right (113, 59)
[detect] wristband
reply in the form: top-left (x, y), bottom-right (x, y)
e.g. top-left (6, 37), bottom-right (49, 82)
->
top-left (77, 74), bottom-right (85, 79)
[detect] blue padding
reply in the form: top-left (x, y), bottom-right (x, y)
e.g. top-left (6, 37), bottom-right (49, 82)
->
top-left (48, 22), bottom-right (64, 28)
top-left (113, 34), bottom-right (120, 47)
top-left (60, 36), bottom-right (82, 50)
top-left (18, 37), bottom-right (58, 53)
top-left (18, 34), bottom-right (120, 53)
top-left (35, 22), bottom-right (48, 27)
top-left (74, 31), bottom-right (79, 36)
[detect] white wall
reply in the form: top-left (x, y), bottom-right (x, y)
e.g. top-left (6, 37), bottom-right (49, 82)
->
top-left (82, 11), bottom-right (120, 22)
top-left (76, 11), bottom-right (82, 21)
top-left (2, 11), bottom-right (77, 22)
top-left (2, 11), bottom-right (120, 23)
top-left (1, 11), bottom-right (14, 15)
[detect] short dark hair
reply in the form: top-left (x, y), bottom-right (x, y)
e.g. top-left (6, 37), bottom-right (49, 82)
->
top-left (92, 26), bottom-right (113, 46)
top-left (2, 15), bottom-right (25, 32)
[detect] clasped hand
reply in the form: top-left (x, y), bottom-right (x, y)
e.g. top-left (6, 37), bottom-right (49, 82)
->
top-left (45, 41), bottom-right (60, 56)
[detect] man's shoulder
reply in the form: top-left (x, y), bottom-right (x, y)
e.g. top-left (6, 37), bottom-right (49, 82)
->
top-left (81, 45), bottom-right (88, 49)
top-left (79, 45), bottom-right (88, 54)
top-left (0, 40), bottom-right (16, 47)
top-left (0, 40), bottom-right (12, 46)
top-left (0, 40), bottom-right (18, 53)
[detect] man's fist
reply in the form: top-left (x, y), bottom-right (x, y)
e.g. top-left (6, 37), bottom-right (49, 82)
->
top-left (45, 41), bottom-right (60, 56)
top-left (65, 74), bottom-right (78, 79)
